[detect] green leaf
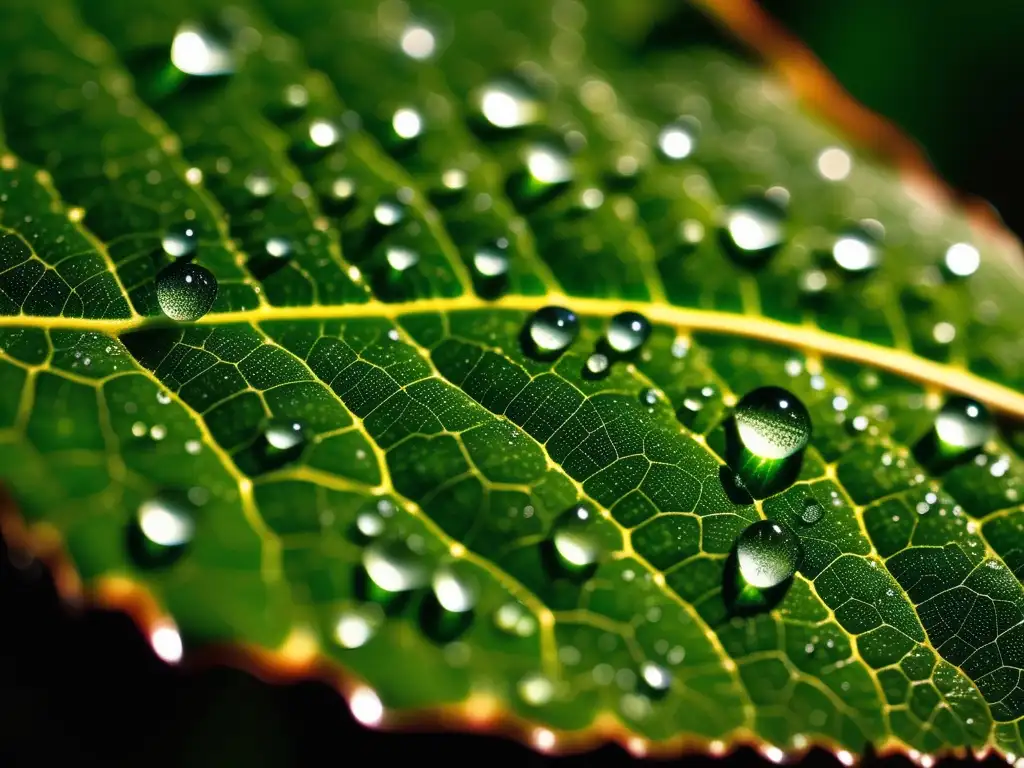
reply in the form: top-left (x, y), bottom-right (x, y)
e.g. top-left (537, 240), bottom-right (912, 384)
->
top-left (1, 0), bottom-right (1023, 759)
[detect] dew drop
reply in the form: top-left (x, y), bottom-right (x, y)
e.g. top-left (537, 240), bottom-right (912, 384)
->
top-left (170, 22), bottom-right (235, 77)
top-left (585, 353), bottom-right (609, 376)
top-left (656, 118), bottom-right (699, 161)
top-left (265, 236), bottom-right (293, 259)
top-left (552, 504), bottom-right (601, 570)
top-left (363, 539), bottom-right (429, 593)
top-left (334, 604), bottom-right (384, 649)
top-left (475, 78), bottom-right (542, 129)
top-left (639, 388), bottom-right (660, 409)
top-left (736, 520), bottom-right (802, 589)
top-left (526, 306), bottom-right (579, 356)
top-left (386, 245), bottom-right (420, 272)
top-left (944, 242), bottom-right (980, 278)
top-left (431, 562), bottom-right (478, 613)
top-left (156, 262), bottom-right (218, 322)
top-left (606, 311), bottom-right (651, 354)
top-left (391, 107), bottom-right (424, 142)
top-left (525, 144), bottom-right (573, 185)
top-left (244, 170), bottom-right (276, 199)
top-left (265, 419), bottom-right (307, 453)
top-left (518, 672), bottom-right (555, 706)
top-left (832, 225), bottom-right (882, 274)
top-left (935, 396), bottom-right (993, 451)
top-left (494, 601), bottom-right (538, 637)
top-left (734, 386), bottom-right (812, 460)
top-left (162, 222), bottom-right (198, 259)
top-left (129, 492), bottom-right (197, 568)
top-left (308, 118), bottom-right (342, 150)
top-left (722, 196), bottom-right (785, 263)
top-left (801, 498), bottom-right (824, 525)
top-left (639, 661), bottom-right (672, 693)
top-left (472, 242), bottom-right (510, 278)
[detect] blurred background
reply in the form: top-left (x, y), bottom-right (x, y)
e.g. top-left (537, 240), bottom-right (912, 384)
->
top-left (1, 1), bottom-right (1020, 766)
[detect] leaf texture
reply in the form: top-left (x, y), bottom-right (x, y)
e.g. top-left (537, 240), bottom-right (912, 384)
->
top-left (0, 0), bottom-right (1023, 759)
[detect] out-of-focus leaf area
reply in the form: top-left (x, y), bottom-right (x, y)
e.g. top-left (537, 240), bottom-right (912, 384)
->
top-left (0, 1), bottom-right (1021, 767)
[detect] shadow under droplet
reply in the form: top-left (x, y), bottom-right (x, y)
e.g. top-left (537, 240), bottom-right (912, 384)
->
top-left (722, 416), bottom-right (804, 499)
top-left (232, 433), bottom-right (306, 476)
top-left (912, 429), bottom-right (982, 474)
top-left (505, 170), bottom-right (571, 213)
top-left (246, 255), bottom-right (292, 282)
top-left (125, 521), bottom-right (188, 570)
top-left (418, 594), bottom-right (474, 644)
top-left (721, 545), bottom-right (791, 618)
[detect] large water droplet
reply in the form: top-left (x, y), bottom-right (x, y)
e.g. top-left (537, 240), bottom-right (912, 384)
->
top-left (526, 306), bottom-right (579, 357)
top-left (736, 520), bottom-right (802, 589)
top-left (722, 197), bottom-right (785, 263)
top-left (935, 397), bottom-right (993, 451)
top-left (170, 22), bottom-right (235, 77)
top-left (475, 78), bottom-right (542, 129)
top-left (129, 492), bottom-right (197, 568)
top-left (656, 118), bottom-right (699, 161)
top-left (334, 604), bottom-right (384, 649)
top-left (431, 562), bottom-right (478, 613)
top-left (156, 262), bottom-right (218, 322)
top-left (606, 312), bottom-right (651, 354)
top-left (162, 222), bottom-right (198, 259)
top-left (800, 498), bottom-right (824, 525)
top-left (552, 505), bottom-right (601, 571)
top-left (494, 601), bottom-right (538, 637)
top-left (832, 225), bottom-right (882, 274)
top-left (734, 386), bottom-right (812, 461)
top-left (363, 539), bottom-right (429, 593)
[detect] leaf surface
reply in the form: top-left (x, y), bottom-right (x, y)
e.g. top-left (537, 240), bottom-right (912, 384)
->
top-left (1, 0), bottom-right (1023, 758)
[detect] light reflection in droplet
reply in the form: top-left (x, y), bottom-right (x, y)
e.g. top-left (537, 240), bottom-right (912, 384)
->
top-left (150, 622), bottom-right (184, 664)
top-left (400, 24), bottom-right (436, 60)
top-left (944, 242), bottom-right (981, 277)
top-left (392, 107), bottom-right (423, 140)
top-left (526, 146), bottom-right (573, 184)
top-left (349, 686), bottom-right (384, 726)
top-left (816, 147), bottom-right (852, 181)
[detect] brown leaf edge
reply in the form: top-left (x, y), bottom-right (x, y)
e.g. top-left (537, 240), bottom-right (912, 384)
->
top-left (2, 1), bottom-right (1021, 762)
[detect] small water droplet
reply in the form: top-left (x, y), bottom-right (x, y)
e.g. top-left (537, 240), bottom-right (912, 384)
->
top-left (363, 539), bottom-right (429, 592)
top-left (736, 520), bottom-right (802, 588)
top-left (552, 504), bottom-right (601, 571)
top-left (494, 601), bottom-right (537, 637)
top-left (171, 22), bottom-right (235, 77)
top-left (357, 511), bottom-right (386, 538)
top-left (722, 197), bottom-right (785, 264)
top-left (391, 107), bottom-right (424, 141)
top-left (472, 242), bottom-right (510, 277)
top-left (585, 353), bottom-right (609, 376)
top-left (525, 306), bottom-right (578, 357)
top-left (129, 492), bottom-right (197, 568)
top-left (156, 262), bottom-right (218, 322)
top-left (385, 246), bottom-right (420, 273)
top-left (431, 562), bottom-right (478, 613)
top-left (656, 117), bottom-right (699, 161)
top-left (156, 391), bottom-right (172, 405)
top-left (525, 144), bottom-right (573, 185)
top-left (475, 78), bottom-right (542, 129)
top-left (334, 604), bottom-right (384, 649)
top-left (734, 386), bottom-right (812, 460)
top-left (265, 419), bottom-right (307, 453)
top-left (801, 498), bottom-right (824, 525)
top-left (943, 242), bottom-right (980, 278)
top-left (373, 200), bottom-right (405, 227)
top-left (832, 225), bottom-right (882, 274)
top-left (935, 397), bottom-right (993, 451)
top-left (244, 170), bottom-right (276, 199)
top-left (639, 661), bottom-right (672, 693)
top-left (518, 672), bottom-right (555, 706)
top-left (265, 236), bottom-right (293, 259)
top-left (606, 311), bottom-right (651, 354)
top-left (308, 118), bottom-right (342, 150)
top-left (400, 22), bottom-right (437, 60)
top-left (162, 222), bottom-right (198, 259)
top-left (639, 388), bottom-right (660, 408)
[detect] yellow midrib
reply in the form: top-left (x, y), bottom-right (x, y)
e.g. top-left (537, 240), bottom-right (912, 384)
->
top-left (2, 293), bottom-right (1023, 418)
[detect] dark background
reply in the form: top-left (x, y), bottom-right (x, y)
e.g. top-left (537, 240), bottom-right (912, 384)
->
top-left (2, 2), bottom-right (1021, 765)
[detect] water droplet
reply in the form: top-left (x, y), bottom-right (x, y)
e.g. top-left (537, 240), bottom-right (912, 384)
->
top-left (525, 144), bottom-right (573, 185)
top-left (472, 242), bottom-right (510, 277)
top-left (518, 672), bottom-right (555, 706)
top-left (801, 498), bottom-right (824, 525)
top-left (736, 520), bottom-right (802, 589)
top-left (334, 604), bottom-right (384, 649)
top-left (373, 200), bottom-right (405, 227)
top-left (526, 306), bottom-right (578, 356)
top-left (129, 492), bottom-right (196, 568)
top-left (734, 386), bottom-right (812, 460)
top-left (308, 118), bottom-right (342, 150)
top-left (171, 22), bottom-right (235, 77)
top-left (156, 262), bottom-right (218, 322)
top-left (357, 511), bottom-right (386, 538)
top-left (944, 242), bottom-right (980, 278)
top-left (639, 661), bottom-right (672, 693)
top-left (363, 539), bottom-right (429, 592)
top-left (385, 246), bottom-right (419, 272)
top-left (606, 312), bottom-right (651, 354)
top-left (494, 601), bottom-right (537, 637)
top-left (722, 197), bottom-right (785, 263)
top-left (935, 397), bottom-right (993, 451)
top-left (656, 118), bottom-right (699, 161)
top-left (265, 419), bottom-right (307, 453)
top-left (400, 22), bottom-right (437, 60)
top-left (265, 236), bottom-right (293, 259)
top-left (156, 390), bottom-right (172, 405)
top-left (552, 505), bottom-right (601, 570)
top-left (391, 107), bottom-right (424, 141)
top-left (832, 224), bottom-right (882, 274)
top-left (585, 353), bottom-right (609, 376)
top-left (244, 170), bottom-right (276, 199)
top-left (162, 222), bottom-right (198, 259)
top-left (475, 78), bottom-right (542, 129)
top-left (639, 388), bottom-right (660, 409)
top-left (431, 562), bottom-right (478, 613)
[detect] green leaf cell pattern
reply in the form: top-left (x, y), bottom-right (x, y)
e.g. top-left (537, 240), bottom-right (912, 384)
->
top-left (0, 0), bottom-right (1023, 759)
